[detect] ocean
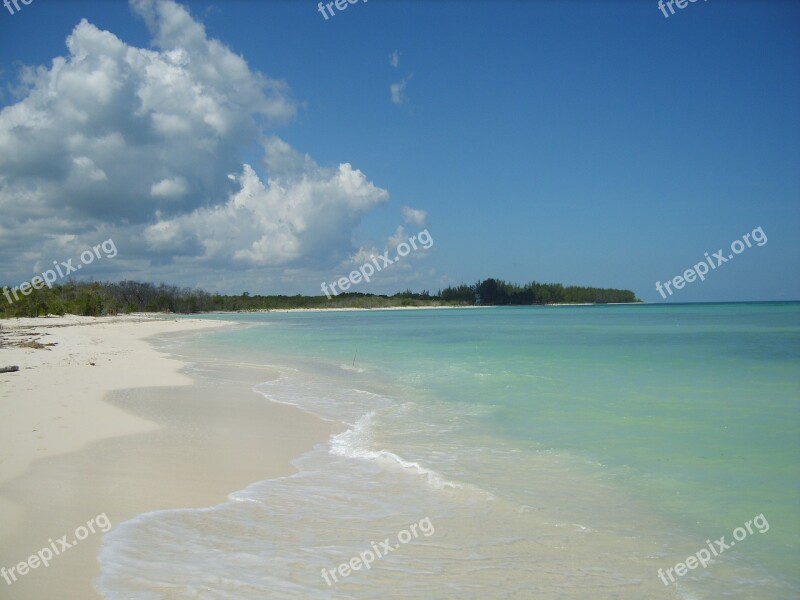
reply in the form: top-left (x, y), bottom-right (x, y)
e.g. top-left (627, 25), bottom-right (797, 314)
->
top-left (96, 303), bottom-right (800, 599)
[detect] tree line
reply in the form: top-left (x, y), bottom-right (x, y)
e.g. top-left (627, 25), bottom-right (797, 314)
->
top-left (0, 281), bottom-right (453, 318)
top-left (440, 278), bottom-right (639, 305)
top-left (0, 279), bottom-right (638, 318)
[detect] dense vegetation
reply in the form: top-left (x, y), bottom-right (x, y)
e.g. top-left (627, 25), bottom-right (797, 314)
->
top-left (0, 281), bottom-right (453, 317)
top-left (441, 278), bottom-right (639, 305)
top-left (0, 279), bottom-right (639, 318)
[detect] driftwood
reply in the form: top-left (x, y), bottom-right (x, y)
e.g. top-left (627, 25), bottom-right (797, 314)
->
top-left (0, 366), bottom-right (20, 373)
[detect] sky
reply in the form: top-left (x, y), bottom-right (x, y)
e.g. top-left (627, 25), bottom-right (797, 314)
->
top-left (0, 0), bottom-right (798, 303)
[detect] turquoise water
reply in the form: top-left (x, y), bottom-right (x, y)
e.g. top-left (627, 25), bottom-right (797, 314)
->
top-left (98, 303), bottom-right (800, 598)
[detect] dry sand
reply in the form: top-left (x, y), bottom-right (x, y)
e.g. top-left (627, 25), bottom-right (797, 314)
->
top-left (0, 315), bottom-right (340, 599)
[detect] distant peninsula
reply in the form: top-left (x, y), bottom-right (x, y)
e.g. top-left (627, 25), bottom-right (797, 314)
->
top-left (0, 279), bottom-right (640, 318)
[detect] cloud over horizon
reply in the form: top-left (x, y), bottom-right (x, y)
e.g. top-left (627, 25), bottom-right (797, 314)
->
top-left (0, 0), bottom-right (401, 292)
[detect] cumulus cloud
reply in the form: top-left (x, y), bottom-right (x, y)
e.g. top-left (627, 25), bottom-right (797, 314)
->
top-left (389, 50), bottom-right (401, 68)
top-left (0, 1), bottom-right (294, 230)
top-left (151, 177), bottom-right (189, 198)
top-left (401, 206), bottom-right (427, 227)
top-left (144, 137), bottom-right (389, 266)
top-left (0, 0), bottom-right (393, 289)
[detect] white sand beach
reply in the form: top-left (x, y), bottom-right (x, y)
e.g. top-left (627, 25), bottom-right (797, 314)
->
top-left (0, 315), bottom-right (339, 599)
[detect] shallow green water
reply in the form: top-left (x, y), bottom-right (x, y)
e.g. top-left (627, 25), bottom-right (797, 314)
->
top-left (99, 303), bottom-right (800, 598)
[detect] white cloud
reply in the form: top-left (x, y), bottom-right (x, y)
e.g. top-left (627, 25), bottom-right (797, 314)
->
top-left (401, 206), bottom-right (427, 227)
top-left (389, 50), bottom-right (401, 68)
top-left (151, 176), bottom-right (189, 198)
top-left (387, 225), bottom-right (409, 251)
top-left (72, 156), bottom-right (108, 182)
top-left (144, 137), bottom-right (389, 267)
top-left (0, 0), bottom-right (294, 231)
top-left (339, 224), bottom-right (434, 293)
top-left (390, 74), bottom-right (412, 105)
top-left (0, 0), bottom-right (394, 288)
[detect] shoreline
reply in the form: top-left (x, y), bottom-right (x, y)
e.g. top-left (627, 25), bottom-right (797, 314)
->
top-left (186, 302), bottom-right (646, 315)
top-left (0, 315), bottom-right (340, 598)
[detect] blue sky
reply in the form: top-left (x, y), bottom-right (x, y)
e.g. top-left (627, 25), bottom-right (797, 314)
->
top-left (0, 0), bottom-right (798, 302)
